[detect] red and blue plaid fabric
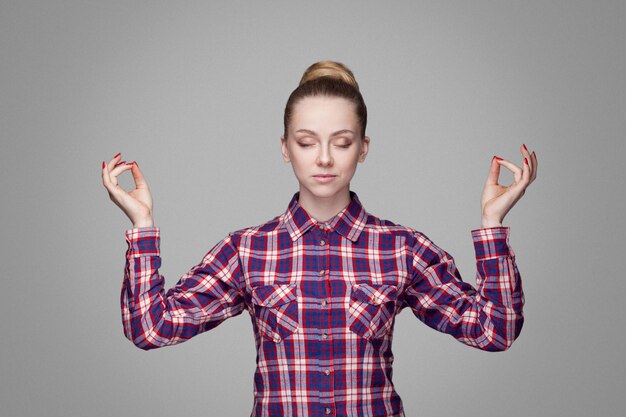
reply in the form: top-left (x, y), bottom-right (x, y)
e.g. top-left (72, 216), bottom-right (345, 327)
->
top-left (121, 190), bottom-right (524, 417)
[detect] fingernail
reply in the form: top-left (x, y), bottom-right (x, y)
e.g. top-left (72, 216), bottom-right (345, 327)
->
top-left (102, 161), bottom-right (105, 169)
top-left (524, 158), bottom-right (528, 165)
top-left (522, 144), bottom-right (527, 151)
top-left (494, 156), bottom-right (503, 161)
top-left (114, 152), bottom-right (121, 158)
top-left (125, 161), bottom-right (134, 165)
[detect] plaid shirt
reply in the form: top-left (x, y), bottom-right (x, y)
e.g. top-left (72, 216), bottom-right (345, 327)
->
top-left (121, 190), bottom-right (524, 417)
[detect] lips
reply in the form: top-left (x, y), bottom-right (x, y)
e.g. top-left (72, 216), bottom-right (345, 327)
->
top-left (313, 175), bottom-right (336, 177)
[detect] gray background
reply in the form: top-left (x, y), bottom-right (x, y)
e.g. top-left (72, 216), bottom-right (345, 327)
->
top-left (1, 1), bottom-right (624, 416)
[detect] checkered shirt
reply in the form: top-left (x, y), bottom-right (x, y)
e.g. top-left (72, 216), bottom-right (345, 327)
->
top-left (121, 190), bottom-right (524, 416)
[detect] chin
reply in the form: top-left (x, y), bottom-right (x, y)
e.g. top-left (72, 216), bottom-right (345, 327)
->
top-left (303, 183), bottom-right (347, 199)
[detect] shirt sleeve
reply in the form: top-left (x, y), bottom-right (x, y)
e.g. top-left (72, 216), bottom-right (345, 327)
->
top-left (403, 226), bottom-right (524, 351)
top-left (120, 226), bottom-right (247, 350)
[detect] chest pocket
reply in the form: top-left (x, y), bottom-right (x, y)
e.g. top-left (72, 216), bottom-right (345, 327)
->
top-left (251, 283), bottom-right (299, 343)
top-left (348, 283), bottom-right (399, 340)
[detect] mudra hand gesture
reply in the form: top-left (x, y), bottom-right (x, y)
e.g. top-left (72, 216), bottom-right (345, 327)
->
top-left (101, 153), bottom-right (155, 228)
top-left (480, 144), bottom-right (538, 228)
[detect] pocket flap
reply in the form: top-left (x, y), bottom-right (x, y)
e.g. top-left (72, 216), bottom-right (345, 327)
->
top-left (251, 284), bottom-right (297, 307)
top-left (351, 284), bottom-right (398, 305)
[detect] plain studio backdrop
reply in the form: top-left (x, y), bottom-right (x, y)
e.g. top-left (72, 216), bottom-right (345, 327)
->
top-left (1, 1), bottom-right (624, 416)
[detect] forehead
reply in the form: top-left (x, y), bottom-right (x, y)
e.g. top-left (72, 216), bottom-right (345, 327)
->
top-left (290, 96), bottom-right (358, 132)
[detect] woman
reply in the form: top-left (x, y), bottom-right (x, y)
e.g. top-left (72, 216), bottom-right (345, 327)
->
top-left (101, 61), bottom-right (537, 417)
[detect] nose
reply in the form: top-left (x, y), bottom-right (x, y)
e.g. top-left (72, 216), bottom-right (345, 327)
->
top-left (316, 144), bottom-right (334, 166)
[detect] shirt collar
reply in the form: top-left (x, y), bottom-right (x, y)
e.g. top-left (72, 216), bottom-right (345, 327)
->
top-left (282, 190), bottom-right (368, 243)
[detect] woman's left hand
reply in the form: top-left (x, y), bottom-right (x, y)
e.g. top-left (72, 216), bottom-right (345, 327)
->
top-left (480, 144), bottom-right (538, 228)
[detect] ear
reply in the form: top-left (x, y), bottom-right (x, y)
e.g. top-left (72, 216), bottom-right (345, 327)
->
top-left (358, 136), bottom-right (370, 162)
top-left (280, 135), bottom-right (291, 162)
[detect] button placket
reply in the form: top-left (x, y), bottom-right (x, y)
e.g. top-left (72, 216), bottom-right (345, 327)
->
top-left (317, 225), bottom-right (334, 416)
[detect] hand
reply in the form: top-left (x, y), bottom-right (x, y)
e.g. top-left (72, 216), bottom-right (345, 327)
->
top-left (480, 144), bottom-right (538, 228)
top-left (101, 153), bottom-right (154, 227)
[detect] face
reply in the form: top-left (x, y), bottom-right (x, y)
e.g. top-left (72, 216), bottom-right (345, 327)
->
top-left (281, 95), bottom-right (369, 202)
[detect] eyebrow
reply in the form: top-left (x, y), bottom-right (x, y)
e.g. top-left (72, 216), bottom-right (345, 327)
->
top-left (295, 129), bottom-right (355, 137)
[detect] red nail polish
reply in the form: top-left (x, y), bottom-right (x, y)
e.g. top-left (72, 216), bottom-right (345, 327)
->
top-left (522, 144), bottom-right (527, 151)
top-left (102, 161), bottom-right (105, 169)
top-left (524, 158), bottom-right (528, 165)
top-left (494, 156), bottom-right (503, 161)
top-left (114, 152), bottom-right (121, 158)
top-left (125, 161), bottom-right (134, 165)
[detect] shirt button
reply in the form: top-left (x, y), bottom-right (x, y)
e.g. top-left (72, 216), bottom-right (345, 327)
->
top-left (321, 299), bottom-right (327, 307)
top-left (273, 335), bottom-right (281, 343)
top-left (319, 270), bottom-right (326, 276)
top-left (322, 332), bottom-right (328, 339)
top-left (320, 240), bottom-right (326, 246)
top-left (324, 369), bottom-right (331, 375)
top-left (325, 407), bottom-right (332, 414)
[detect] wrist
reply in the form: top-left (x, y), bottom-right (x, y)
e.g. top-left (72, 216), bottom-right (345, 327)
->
top-left (481, 218), bottom-right (503, 228)
top-left (133, 219), bottom-right (154, 228)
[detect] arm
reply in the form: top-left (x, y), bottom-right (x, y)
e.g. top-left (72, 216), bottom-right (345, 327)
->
top-left (403, 227), bottom-right (524, 352)
top-left (120, 227), bottom-right (247, 350)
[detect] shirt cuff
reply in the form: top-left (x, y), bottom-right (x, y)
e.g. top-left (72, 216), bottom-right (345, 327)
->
top-left (125, 227), bottom-right (160, 258)
top-left (470, 226), bottom-right (513, 260)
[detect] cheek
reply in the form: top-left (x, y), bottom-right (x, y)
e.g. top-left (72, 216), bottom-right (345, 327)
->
top-left (341, 150), bottom-right (361, 166)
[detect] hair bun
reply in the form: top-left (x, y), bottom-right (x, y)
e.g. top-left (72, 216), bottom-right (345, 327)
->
top-left (299, 61), bottom-right (359, 91)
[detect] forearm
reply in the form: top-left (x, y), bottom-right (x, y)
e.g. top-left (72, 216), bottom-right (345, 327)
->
top-left (122, 227), bottom-right (184, 350)
top-left (468, 227), bottom-right (524, 350)
top-left (407, 227), bottom-right (524, 352)
top-left (121, 227), bottom-right (246, 350)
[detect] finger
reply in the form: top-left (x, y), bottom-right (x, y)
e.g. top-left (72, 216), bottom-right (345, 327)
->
top-left (107, 161), bottom-right (128, 187)
top-left (485, 156), bottom-right (502, 185)
top-left (128, 161), bottom-right (149, 189)
top-left (521, 156), bottom-right (531, 187)
top-left (109, 162), bottom-right (134, 184)
top-left (101, 160), bottom-right (117, 193)
top-left (101, 159), bottom-right (130, 194)
top-left (521, 143), bottom-right (533, 174)
top-left (102, 153), bottom-right (123, 189)
top-left (494, 157), bottom-right (523, 184)
top-left (106, 152), bottom-right (122, 171)
top-left (530, 151), bottom-right (538, 182)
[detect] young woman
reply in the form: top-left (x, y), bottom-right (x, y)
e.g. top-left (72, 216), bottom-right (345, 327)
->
top-left (101, 61), bottom-right (537, 417)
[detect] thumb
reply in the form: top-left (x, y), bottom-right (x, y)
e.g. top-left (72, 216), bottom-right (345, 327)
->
top-left (129, 162), bottom-right (148, 188)
top-left (485, 156), bottom-right (501, 186)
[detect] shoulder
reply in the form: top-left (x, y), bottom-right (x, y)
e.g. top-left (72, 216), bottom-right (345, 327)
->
top-left (361, 211), bottom-right (425, 240)
top-left (224, 213), bottom-right (285, 244)
top-left (361, 211), bottom-right (444, 257)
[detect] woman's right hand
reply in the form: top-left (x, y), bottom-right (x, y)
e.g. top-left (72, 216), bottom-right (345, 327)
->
top-left (101, 153), bottom-right (154, 228)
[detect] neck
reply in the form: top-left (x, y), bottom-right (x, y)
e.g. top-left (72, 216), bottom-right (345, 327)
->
top-left (298, 187), bottom-right (351, 223)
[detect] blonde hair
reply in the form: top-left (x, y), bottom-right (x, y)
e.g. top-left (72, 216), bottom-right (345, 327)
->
top-left (284, 60), bottom-right (367, 139)
top-left (298, 61), bottom-right (360, 91)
